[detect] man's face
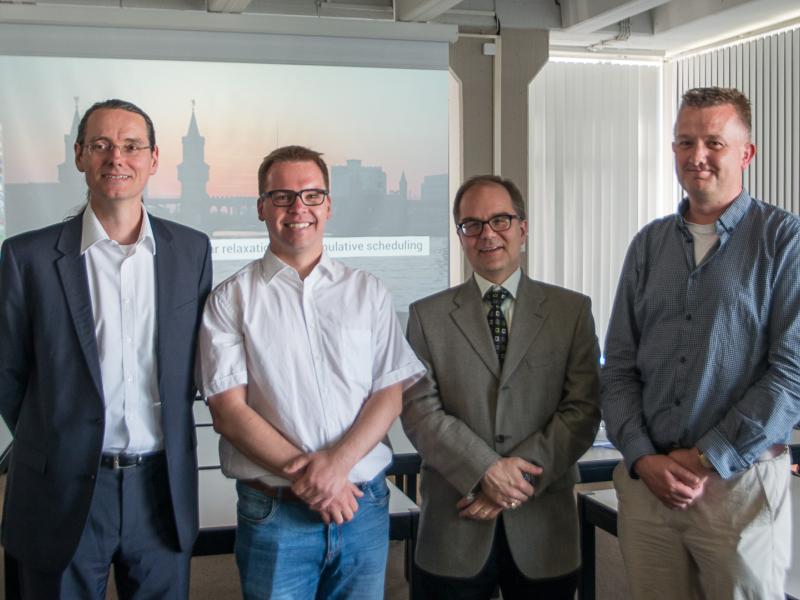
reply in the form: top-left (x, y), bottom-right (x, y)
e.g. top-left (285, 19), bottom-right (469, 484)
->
top-left (258, 160), bottom-right (331, 265)
top-left (672, 104), bottom-right (755, 207)
top-left (74, 108), bottom-right (158, 207)
top-left (457, 182), bottom-right (527, 285)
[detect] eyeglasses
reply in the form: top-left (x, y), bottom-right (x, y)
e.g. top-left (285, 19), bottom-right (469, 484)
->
top-left (260, 189), bottom-right (329, 207)
top-left (457, 214), bottom-right (521, 237)
top-left (83, 140), bottom-right (152, 157)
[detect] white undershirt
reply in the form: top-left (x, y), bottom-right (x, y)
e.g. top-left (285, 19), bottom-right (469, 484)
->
top-left (685, 221), bottom-right (719, 266)
top-left (81, 204), bottom-right (162, 453)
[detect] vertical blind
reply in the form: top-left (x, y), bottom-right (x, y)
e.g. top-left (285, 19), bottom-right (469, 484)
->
top-left (528, 60), bottom-right (668, 346)
top-left (672, 26), bottom-right (800, 214)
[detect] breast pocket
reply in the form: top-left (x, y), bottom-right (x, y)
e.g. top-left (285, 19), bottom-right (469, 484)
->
top-left (338, 327), bottom-right (373, 389)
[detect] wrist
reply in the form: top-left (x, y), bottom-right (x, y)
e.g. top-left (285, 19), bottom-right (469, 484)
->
top-left (329, 446), bottom-right (358, 474)
top-left (633, 453), bottom-right (653, 474)
top-left (697, 449), bottom-right (714, 471)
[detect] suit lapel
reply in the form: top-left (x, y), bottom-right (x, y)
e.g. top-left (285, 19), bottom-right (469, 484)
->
top-left (451, 280), bottom-right (501, 377)
top-left (152, 217), bottom-right (175, 396)
top-left (55, 215), bottom-right (104, 398)
top-left (500, 276), bottom-right (547, 385)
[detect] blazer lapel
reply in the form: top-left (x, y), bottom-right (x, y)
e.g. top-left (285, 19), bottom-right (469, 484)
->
top-left (152, 217), bottom-right (175, 395)
top-left (500, 276), bottom-right (547, 385)
top-left (55, 215), bottom-right (104, 398)
top-left (451, 280), bottom-right (501, 377)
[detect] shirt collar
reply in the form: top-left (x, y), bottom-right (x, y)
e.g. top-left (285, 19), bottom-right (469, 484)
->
top-left (80, 202), bottom-right (156, 255)
top-left (677, 189), bottom-right (752, 237)
top-left (260, 248), bottom-right (337, 284)
top-left (474, 268), bottom-right (522, 300)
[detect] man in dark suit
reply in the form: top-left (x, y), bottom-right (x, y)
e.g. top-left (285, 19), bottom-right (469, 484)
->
top-left (402, 175), bottom-right (601, 599)
top-left (0, 99), bottom-right (212, 599)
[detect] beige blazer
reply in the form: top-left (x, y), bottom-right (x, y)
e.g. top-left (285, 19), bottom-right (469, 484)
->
top-left (402, 275), bottom-right (600, 579)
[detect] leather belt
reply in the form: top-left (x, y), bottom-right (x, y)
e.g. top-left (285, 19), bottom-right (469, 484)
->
top-left (100, 451), bottom-right (164, 470)
top-left (242, 479), bottom-right (303, 502)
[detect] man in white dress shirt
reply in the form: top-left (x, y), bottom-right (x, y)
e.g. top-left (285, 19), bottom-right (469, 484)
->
top-left (0, 99), bottom-right (211, 599)
top-left (197, 145), bottom-right (425, 599)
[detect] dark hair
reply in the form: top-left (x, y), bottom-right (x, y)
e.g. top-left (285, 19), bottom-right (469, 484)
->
top-left (76, 99), bottom-right (156, 149)
top-left (678, 87), bottom-right (752, 137)
top-left (257, 145), bottom-right (330, 196)
top-left (452, 174), bottom-right (526, 224)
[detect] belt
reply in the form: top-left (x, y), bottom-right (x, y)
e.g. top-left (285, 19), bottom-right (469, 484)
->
top-left (100, 451), bottom-right (164, 470)
top-left (242, 480), bottom-right (303, 502)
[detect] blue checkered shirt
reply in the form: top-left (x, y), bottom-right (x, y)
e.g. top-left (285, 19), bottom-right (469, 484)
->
top-left (601, 190), bottom-right (800, 478)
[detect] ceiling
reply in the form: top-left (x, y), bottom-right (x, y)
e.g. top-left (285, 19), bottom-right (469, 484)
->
top-left (1, 0), bottom-right (799, 57)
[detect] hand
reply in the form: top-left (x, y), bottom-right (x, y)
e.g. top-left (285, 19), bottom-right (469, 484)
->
top-left (668, 448), bottom-right (715, 478)
top-left (634, 454), bottom-right (707, 510)
top-left (284, 449), bottom-right (354, 510)
top-left (317, 484), bottom-right (362, 525)
top-left (480, 457), bottom-right (541, 509)
top-left (457, 491), bottom-right (503, 520)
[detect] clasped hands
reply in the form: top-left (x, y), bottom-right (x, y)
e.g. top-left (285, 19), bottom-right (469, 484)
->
top-left (634, 448), bottom-right (715, 511)
top-left (283, 449), bottom-right (361, 525)
top-left (458, 457), bottom-right (542, 521)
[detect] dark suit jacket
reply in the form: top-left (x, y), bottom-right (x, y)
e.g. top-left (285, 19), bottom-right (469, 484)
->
top-left (402, 275), bottom-right (601, 579)
top-left (0, 212), bottom-right (212, 572)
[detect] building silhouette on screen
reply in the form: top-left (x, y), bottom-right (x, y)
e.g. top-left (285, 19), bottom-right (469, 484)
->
top-left (3, 101), bottom-right (448, 239)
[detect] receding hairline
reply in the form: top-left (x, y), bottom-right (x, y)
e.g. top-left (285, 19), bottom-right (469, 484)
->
top-left (84, 107), bottom-right (149, 135)
top-left (455, 178), bottom-right (524, 221)
top-left (673, 102), bottom-right (751, 139)
top-left (675, 87), bottom-right (752, 139)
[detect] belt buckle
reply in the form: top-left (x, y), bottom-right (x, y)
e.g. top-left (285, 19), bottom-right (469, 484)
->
top-left (113, 454), bottom-right (141, 469)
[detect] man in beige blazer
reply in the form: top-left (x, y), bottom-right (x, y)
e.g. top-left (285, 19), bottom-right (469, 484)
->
top-left (402, 174), bottom-right (601, 599)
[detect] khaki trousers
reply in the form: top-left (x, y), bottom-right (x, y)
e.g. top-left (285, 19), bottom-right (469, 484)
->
top-left (613, 451), bottom-right (792, 600)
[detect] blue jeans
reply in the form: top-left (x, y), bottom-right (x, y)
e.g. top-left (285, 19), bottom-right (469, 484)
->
top-left (234, 473), bottom-right (390, 600)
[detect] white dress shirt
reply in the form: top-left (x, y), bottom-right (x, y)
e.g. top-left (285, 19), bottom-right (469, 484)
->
top-left (81, 204), bottom-right (162, 453)
top-left (474, 268), bottom-right (522, 331)
top-left (198, 250), bottom-right (425, 486)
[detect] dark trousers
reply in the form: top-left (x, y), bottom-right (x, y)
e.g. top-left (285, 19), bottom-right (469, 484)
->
top-left (14, 454), bottom-right (190, 600)
top-left (418, 517), bottom-right (579, 600)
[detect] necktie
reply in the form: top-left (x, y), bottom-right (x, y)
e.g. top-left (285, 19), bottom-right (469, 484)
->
top-left (485, 287), bottom-right (510, 365)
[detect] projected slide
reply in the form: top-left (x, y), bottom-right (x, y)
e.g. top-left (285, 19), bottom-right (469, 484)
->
top-left (0, 55), bottom-right (450, 317)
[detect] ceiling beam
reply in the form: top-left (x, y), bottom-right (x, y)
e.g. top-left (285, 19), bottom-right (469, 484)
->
top-left (396, 0), bottom-right (462, 22)
top-left (208, 0), bottom-right (252, 12)
top-left (0, 3), bottom-right (457, 41)
top-left (560, 0), bottom-right (670, 33)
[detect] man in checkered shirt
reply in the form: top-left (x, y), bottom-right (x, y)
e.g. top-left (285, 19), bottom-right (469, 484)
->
top-left (602, 87), bottom-right (800, 600)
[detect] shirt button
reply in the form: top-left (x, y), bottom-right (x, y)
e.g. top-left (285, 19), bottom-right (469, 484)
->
top-left (679, 357), bottom-right (686, 364)
top-left (685, 314), bottom-right (692, 321)
top-left (126, 376), bottom-right (133, 382)
top-left (674, 400), bottom-right (681, 406)
top-left (495, 434), bottom-right (507, 443)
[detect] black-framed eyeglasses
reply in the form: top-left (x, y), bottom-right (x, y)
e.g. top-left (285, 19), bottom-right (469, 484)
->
top-left (259, 188), bottom-right (329, 207)
top-left (457, 214), bottom-right (520, 237)
top-left (83, 140), bottom-right (152, 156)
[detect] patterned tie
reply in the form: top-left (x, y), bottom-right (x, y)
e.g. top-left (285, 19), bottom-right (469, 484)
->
top-left (485, 287), bottom-right (510, 365)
